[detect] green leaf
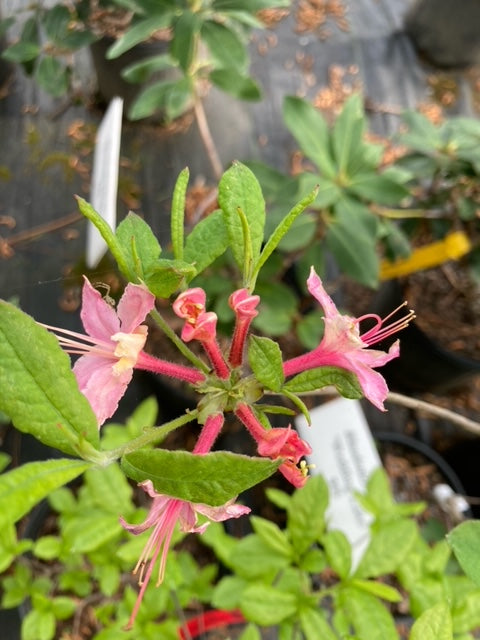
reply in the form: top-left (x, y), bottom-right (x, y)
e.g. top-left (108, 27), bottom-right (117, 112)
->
top-left (331, 93), bottom-right (366, 176)
top-left (350, 578), bottom-right (402, 603)
top-left (63, 513), bottom-right (122, 553)
top-left (170, 11), bottom-right (200, 72)
top-left (252, 185), bottom-right (319, 285)
top-left (240, 583), bottom-right (297, 625)
top-left (184, 209), bottom-right (229, 275)
top-left (212, 575), bottom-right (248, 609)
top-left (0, 301), bottom-right (99, 455)
top-left (77, 197), bottom-right (131, 279)
top-left (43, 5), bottom-right (71, 44)
top-left (0, 459), bottom-right (90, 527)
top-left (300, 607), bottom-right (338, 640)
top-left (35, 56), bottom-right (69, 97)
top-left (52, 596), bottom-right (76, 620)
top-left (248, 335), bottom-right (284, 392)
top-left (448, 521), bottom-right (480, 587)
top-left (284, 366), bottom-right (363, 399)
top-left (209, 68), bottom-right (261, 100)
top-left (354, 519), bottom-right (417, 578)
top-left (171, 167), bottom-right (189, 261)
top-left (349, 172), bottom-right (409, 206)
top-left (121, 449), bottom-right (279, 506)
top-left (129, 76), bottom-right (192, 121)
top-left (287, 475), bottom-right (328, 555)
top-left (107, 13), bottom-right (173, 59)
top-left (282, 96), bottom-right (335, 178)
top-left (22, 608), bottom-right (56, 640)
top-left (201, 20), bottom-right (248, 72)
top-left (33, 536), bottom-right (62, 561)
top-left (121, 53), bottom-right (176, 84)
top-left (322, 529), bottom-right (352, 579)
top-left (144, 258), bottom-right (196, 297)
top-left (339, 586), bottom-right (398, 640)
top-left (115, 211), bottom-right (161, 278)
top-left (2, 41), bottom-right (40, 63)
top-left (250, 515), bottom-right (293, 558)
top-left (326, 199), bottom-right (379, 288)
top-left (410, 601), bottom-right (453, 640)
top-left (218, 162), bottom-right (266, 276)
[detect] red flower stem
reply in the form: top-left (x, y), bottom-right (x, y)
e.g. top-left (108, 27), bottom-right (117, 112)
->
top-left (136, 351), bottom-right (206, 384)
top-left (193, 413), bottom-right (224, 454)
top-left (228, 318), bottom-right (251, 367)
top-left (234, 402), bottom-right (265, 443)
top-left (201, 339), bottom-right (230, 379)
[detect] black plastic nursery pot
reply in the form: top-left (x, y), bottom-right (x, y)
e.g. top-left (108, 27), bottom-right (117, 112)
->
top-left (372, 280), bottom-right (480, 394)
top-left (405, 0), bottom-right (480, 69)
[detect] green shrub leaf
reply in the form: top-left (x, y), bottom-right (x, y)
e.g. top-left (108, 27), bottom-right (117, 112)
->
top-left (122, 449), bottom-right (279, 506)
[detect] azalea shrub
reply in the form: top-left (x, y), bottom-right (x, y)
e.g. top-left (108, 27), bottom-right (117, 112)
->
top-left (0, 162), bottom-right (413, 630)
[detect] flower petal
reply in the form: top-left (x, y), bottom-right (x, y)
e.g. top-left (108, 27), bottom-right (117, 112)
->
top-left (307, 267), bottom-right (340, 320)
top-left (80, 277), bottom-right (120, 341)
top-left (73, 354), bottom-right (132, 426)
top-left (117, 283), bottom-right (155, 334)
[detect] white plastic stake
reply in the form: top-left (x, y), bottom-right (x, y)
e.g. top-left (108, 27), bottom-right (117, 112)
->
top-left (295, 398), bottom-right (382, 568)
top-left (86, 97), bottom-right (123, 268)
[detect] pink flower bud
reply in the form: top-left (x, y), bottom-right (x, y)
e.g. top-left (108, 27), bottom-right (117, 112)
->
top-left (229, 288), bottom-right (260, 319)
top-left (173, 288), bottom-right (207, 322)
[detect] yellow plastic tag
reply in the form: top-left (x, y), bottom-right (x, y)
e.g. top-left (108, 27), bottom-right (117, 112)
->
top-left (380, 230), bottom-right (471, 280)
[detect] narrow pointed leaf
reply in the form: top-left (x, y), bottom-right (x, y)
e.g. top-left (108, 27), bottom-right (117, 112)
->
top-left (252, 185), bottom-right (319, 285)
top-left (0, 301), bottom-right (99, 455)
top-left (121, 449), bottom-right (280, 506)
top-left (171, 167), bottom-right (189, 261)
top-left (0, 459), bottom-right (90, 526)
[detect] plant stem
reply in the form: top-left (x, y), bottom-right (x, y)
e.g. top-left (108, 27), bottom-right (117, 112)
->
top-left (149, 307), bottom-right (210, 374)
top-left (193, 92), bottom-right (223, 181)
top-left (270, 387), bottom-right (480, 436)
top-left (104, 410), bottom-right (199, 462)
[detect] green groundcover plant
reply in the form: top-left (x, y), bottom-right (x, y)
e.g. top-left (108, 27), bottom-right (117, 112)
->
top-left (0, 160), bottom-right (477, 638)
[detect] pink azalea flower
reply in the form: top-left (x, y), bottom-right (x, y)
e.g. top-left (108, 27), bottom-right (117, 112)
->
top-left (120, 480), bottom-right (250, 629)
top-left (235, 403), bottom-right (312, 488)
top-left (173, 288), bottom-right (230, 379)
top-left (257, 426), bottom-right (312, 488)
top-left (283, 267), bottom-right (414, 411)
top-left (228, 289), bottom-right (260, 367)
top-left (44, 277), bottom-right (204, 426)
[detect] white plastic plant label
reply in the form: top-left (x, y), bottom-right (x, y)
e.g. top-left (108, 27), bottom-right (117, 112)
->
top-left (295, 397), bottom-right (381, 567)
top-left (86, 96), bottom-right (123, 268)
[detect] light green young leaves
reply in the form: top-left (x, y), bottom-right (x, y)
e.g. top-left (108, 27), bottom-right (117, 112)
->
top-left (448, 521), bottom-right (480, 588)
top-left (0, 459), bottom-right (90, 527)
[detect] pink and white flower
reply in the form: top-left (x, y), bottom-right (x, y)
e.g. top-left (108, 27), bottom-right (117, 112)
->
top-left (283, 267), bottom-right (414, 411)
top-left (44, 278), bottom-right (204, 426)
top-left (120, 480), bottom-right (250, 629)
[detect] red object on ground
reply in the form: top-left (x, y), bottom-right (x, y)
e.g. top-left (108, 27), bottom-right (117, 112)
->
top-left (178, 609), bottom-right (246, 639)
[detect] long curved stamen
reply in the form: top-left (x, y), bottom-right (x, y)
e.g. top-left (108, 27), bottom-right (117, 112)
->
top-left (40, 323), bottom-right (114, 353)
top-left (358, 302), bottom-right (415, 346)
